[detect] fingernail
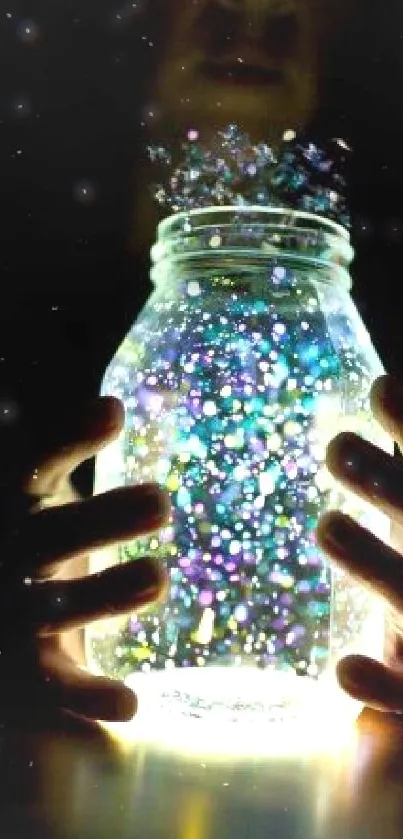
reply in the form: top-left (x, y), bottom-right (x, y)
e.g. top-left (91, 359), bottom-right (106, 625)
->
top-left (327, 435), bottom-right (390, 501)
top-left (108, 484), bottom-right (171, 530)
top-left (326, 432), bottom-right (364, 476)
top-left (99, 559), bottom-right (165, 619)
top-left (373, 375), bottom-right (403, 412)
top-left (340, 659), bottom-right (369, 690)
top-left (132, 483), bottom-right (171, 523)
top-left (98, 688), bottom-right (136, 722)
top-left (337, 661), bottom-right (371, 696)
top-left (81, 397), bottom-right (123, 435)
top-left (75, 688), bottom-right (137, 722)
top-left (117, 689), bottom-right (137, 721)
top-left (319, 512), bottom-right (350, 548)
top-left (118, 556), bottom-right (164, 596)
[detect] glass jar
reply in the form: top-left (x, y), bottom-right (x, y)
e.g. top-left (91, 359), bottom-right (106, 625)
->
top-left (87, 207), bottom-right (391, 725)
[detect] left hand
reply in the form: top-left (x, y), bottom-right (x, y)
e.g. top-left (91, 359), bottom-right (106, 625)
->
top-left (316, 373), bottom-right (403, 712)
top-left (0, 394), bottom-right (171, 726)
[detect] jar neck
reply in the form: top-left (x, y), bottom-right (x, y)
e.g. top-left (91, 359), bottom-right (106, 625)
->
top-left (150, 207), bottom-right (353, 293)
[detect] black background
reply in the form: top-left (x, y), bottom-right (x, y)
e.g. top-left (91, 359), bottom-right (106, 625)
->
top-left (1, 0), bottom-right (403, 495)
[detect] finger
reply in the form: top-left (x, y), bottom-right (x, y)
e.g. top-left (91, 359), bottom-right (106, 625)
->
top-left (370, 374), bottom-right (403, 444)
top-left (316, 510), bottom-right (403, 613)
top-left (5, 483), bottom-right (171, 578)
top-left (325, 431), bottom-right (403, 526)
top-left (42, 648), bottom-right (137, 722)
top-left (29, 555), bottom-right (167, 636)
top-left (337, 654), bottom-right (403, 713)
top-left (22, 396), bottom-right (125, 496)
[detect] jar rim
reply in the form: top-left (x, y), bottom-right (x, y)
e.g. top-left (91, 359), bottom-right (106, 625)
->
top-left (157, 205), bottom-right (350, 243)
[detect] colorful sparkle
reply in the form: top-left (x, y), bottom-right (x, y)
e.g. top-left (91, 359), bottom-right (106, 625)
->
top-left (147, 124), bottom-right (351, 228)
top-left (88, 127), bottom-right (389, 722)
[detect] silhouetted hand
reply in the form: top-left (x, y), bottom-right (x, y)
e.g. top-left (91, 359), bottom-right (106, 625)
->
top-left (0, 395), bottom-right (170, 724)
top-left (317, 374), bottom-right (403, 713)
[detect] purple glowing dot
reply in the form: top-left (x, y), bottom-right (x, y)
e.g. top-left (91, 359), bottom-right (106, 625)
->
top-left (199, 590), bottom-right (213, 606)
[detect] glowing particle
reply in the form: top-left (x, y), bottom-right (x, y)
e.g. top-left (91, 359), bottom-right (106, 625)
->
top-left (203, 400), bottom-right (217, 416)
top-left (147, 124), bottom-right (351, 227)
top-left (167, 473), bottom-right (180, 492)
top-left (187, 281), bottom-right (201, 296)
top-left (229, 540), bottom-right (242, 555)
top-left (284, 459), bottom-right (298, 479)
top-left (73, 180), bottom-right (97, 204)
top-left (234, 604), bottom-right (248, 622)
top-left (177, 487), bottom-right (191, 508)
top-left (273, 266), bottom-right (286, 281)
top-left (315, 467), bottom-right (332, 492)
top-left (17, 19), bottom-right (40, 42)
top-left (199, 590), bottom-right (213, 607)
top-left (11, 96), bottom-right (32, 118)
top-left (284, 420), bottom-right (301, 436)
top-left (266, 432), bottom-right (282, 452)
top-left (233, 463), bottom-right (248, 481)
top-left (194, 608), bottom-right (215, 644)
top-left (259, 472), bottom-right (276, 496)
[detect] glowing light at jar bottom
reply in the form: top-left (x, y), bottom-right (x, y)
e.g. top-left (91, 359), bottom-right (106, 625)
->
top-left (99, 665), bottom-right (363, 758)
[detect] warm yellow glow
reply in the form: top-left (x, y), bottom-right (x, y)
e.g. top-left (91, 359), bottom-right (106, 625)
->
top-left (180, 792), bottom-right (213, 839)
top-left (193, 607), bottom-right (215, 645)
top-left (99, 667), bottom-right (361, 761)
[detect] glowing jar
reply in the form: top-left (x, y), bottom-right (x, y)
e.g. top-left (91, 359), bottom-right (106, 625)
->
top-left (87, 206), bottom-right (390, 724)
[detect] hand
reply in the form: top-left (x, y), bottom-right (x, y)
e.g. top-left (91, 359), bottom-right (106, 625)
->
top-left (316, 374), bottom-right (403, 713)
top-left (0, 395), bottom-right (170, 725)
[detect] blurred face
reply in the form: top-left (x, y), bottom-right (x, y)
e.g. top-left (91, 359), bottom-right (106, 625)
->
top-left (152, 0), bottom-right (342, 147)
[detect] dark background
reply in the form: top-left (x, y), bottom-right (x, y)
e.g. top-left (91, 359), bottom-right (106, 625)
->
top-left (0, 0), bottom-right (403, 495)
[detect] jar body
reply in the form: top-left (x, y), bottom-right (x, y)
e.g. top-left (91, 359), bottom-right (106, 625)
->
top-left (87, 209), bottom-right (391, 721)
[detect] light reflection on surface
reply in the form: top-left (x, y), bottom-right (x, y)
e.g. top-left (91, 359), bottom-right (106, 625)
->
top-left (99, 666), bottom-right (360, 760)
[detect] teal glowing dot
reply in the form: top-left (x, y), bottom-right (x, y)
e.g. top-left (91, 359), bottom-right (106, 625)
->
top-left (234, 604), bottom-right (248, 622)
top-left (177, 487), bottom-right (191, 508)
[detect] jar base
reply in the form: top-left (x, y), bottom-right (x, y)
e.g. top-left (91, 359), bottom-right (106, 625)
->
top-left (124, 665), bottom-right (346, 726)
